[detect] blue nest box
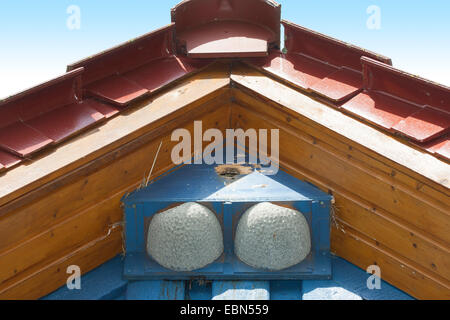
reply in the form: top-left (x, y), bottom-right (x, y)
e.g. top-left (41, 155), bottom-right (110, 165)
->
top-left (121, 164), bottom-right (332, 280)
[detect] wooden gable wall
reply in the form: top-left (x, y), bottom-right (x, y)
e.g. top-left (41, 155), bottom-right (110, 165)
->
top-left (0, 63), bottom-right (448, 299)
top-left (230, 65), bottom-right (450, 300)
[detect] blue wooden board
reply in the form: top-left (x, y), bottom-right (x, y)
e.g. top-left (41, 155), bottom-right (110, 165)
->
top-left (212, 281), bottom-right (270, 300)
top-left (42, 255), bottom-right (127, 300)
top-left (43, 255), bottom-right (414, 300)
top-left (126, 281), bottom-right (185, 300)
top-left (302, 257), bottom-right (414, 300)
top-left (185, 281), bottom-right (213, 300)
top-left (122, 165), bottom-right (331, 204)
top-left (122, 164), bottom-right (332, 281)
top-left (124, 252), bottom-right (332, 281)
top-left (270, 281), bottom-right (303, 300)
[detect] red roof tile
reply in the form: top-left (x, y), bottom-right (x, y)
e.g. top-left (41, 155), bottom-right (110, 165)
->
top-left (246, 20), bottom-right (392, 103)
top-left (0, 122), bottom-right (53, 157)
top-left (123, 56), bottom-right (208, 94)
top-left (342, 90), bottom-right (420, 130)
top-left (248, 52), bottom-right (338, 90)
top-left (342, 57), bottom-right (450, 144)
top-left (309, 67), bottom-right (362, 102)
top-left (426, 135), bottom-right (450, 160)
top-left (67, 25), bottom-right (176, 85)
top-left (86, 75), bottom-right (149, 106)
top-left (0, 68), bottom-right (83, 128)
top-left (0, 68), bottom-right (111, 158)
top-left (0, 20), bottom-right (210, 170)
top-left (0, 150), bottom-right (21, 171)
top-left (392, 107), bottom-right (450, 143)
top-left (70, 25), bottom-right (211, 106)
top-left (87, 99), bottom-right (120, 119)
top-left (26, 100), bottom-right (105, 143)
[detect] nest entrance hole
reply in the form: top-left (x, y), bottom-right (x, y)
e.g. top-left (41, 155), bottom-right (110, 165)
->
top-left (215, 164), bottom-right (253, 179)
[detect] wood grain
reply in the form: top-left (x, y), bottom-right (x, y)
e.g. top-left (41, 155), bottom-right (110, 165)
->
top-left (0, 228), bottom-right (123, 300)
top-left (332, 225), bottom-right (450, 300)
top-left (0, 101), bottom-right (231, 253)
top-left (230, 100), bottom-right (450, 299)
top-left (231, 64), bottom-right (450, 190)
top-left (231, 103), bottom-right (450, 246)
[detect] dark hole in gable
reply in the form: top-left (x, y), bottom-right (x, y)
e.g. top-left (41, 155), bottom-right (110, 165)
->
top-left (219, 167), bottom-right (240, 178)
top-left (215, 164), bottom-right (253, 180)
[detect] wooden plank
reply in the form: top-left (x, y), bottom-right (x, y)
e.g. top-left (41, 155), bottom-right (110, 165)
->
top-left (334, 196), bottom-right (450, 280)
top-left (230, 64), bottom-right (450, 190)
top-left (270, 281), bottom-right (302, 300)
top-left (0, 103), bottom-right (231, 253)
top-left (0, 188), bottom-right (125, 285)
top-left (231, 104), bottom-right (450, 246)
top-left (0, 63), bottom-right (231, 207)
top-left (245, 103), bottom-right (450, 279)
top-left (230, 96), bottom-right (450, 243)
top-left (0, 228), bottom-right (122, 300)
top-left (232, 87), bottom-right (450, 208)
top-left (186, 281), bottom-right (213, 300)
top-left (279, 160), bottom-right (450, 297)
top-left (212, 281), bottom-right (270, 300)
top-left (0, 138), bottom-right (163, 253)
top-left (331, 226), bottom-right (450, 300)
top-left (126, 281), bottom-right (185, 300)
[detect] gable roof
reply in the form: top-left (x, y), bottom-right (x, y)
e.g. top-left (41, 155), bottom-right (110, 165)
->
top-left (0, 1), bottom-right (449, 298)
top-left (0, 0), bottom-right (448, 172)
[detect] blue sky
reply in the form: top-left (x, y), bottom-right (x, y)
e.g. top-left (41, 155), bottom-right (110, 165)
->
top-left (0, 0), bottom-right (449, 98)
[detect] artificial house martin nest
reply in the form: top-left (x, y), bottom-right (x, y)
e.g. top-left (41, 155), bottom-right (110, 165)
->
top-left (235, 202), bottom-right (311, 271)
top-left (147, 202), bottom-right (224, 271)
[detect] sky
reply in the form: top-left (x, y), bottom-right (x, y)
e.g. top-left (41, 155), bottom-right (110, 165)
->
top-left (0, 0), bottom-right (449, 99)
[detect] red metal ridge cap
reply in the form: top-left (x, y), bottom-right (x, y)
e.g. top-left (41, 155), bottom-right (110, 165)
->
top-left (0, 68), bottom-right (111, 161)
top-left (342, 57), bottom-right (450, 147)
top-left (171, 0), bottom-right (281, 58)
top-left (246, 20), bottom-right (392, 103)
